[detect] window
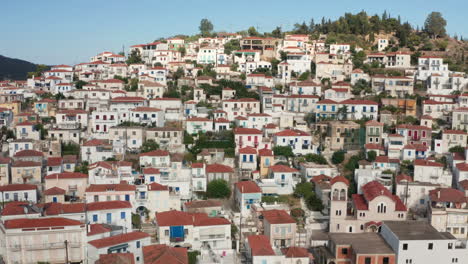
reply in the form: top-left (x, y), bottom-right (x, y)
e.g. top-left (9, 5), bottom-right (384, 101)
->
top-left (448, 243), bottom-right (453, 249)
top-left (383, 257), bottom-right (389, 264)
top-left (121, 212), bottom-right (126, 219)
top-left (403, 243), bottom-right (408, 250)
top-left (341, 248), bottom-right (348, 255)
top-left (428, 243), bottom-right (433, 250)
top-left (136, 241), bottom-right (141, 248)
top-left (165, 230), bottom-right (169, 236)
top-left (364, 257), bottom-right (371, 264)
top-left (93, 215), bottom-right (98, 222)
top-left (406, 259), bottom-right (412, 264)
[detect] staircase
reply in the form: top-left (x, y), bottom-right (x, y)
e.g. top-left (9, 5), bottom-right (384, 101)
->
top-left (141, 222), bottom-right (157, 243)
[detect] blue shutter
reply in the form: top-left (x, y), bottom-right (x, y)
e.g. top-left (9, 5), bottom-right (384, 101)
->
top-left (93, 215), bottom-right (98, 222)
top-left (125, 195), bottom-right (130, 201)
top-left (106, 213), bottom-right (112, 224)
top-left (249, 155), bottom-right (254, 162)
top-left (121, 212), bottom-right (126, 219)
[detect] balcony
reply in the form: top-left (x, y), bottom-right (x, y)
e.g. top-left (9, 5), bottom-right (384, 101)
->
top-left (200, 234), bottom-right (225, 240)
top-left (170, 237), bottom-right (185, 243)
top-left (68, 185), bottom-right (78, 192)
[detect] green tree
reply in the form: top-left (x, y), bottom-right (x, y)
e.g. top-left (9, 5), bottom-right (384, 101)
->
top-left (127, 78), bottom-right (139, 91)
top-left (62, 142), bottom-right (80, 156)
top-left (34, 123), bottom-right (47, 140)
top-left (27, 64), bottom-right (49, 78)
top-left (271, 26), bottom-right (282, 38)
top-left (424, 12), bottom-right (447, 38)
top-left (293, 182), bottom-right (313, 198)
top-left (140, 139), bottom-right (160, 153)
top-left (74, 80), bottom-right (87, 89)
top-left (206, 179), bottom-right (231, 199)
top-left (367, 150), bottom-right (377, 162)
top-left (74, 161), bottom-right (89, 174)
top-left (306, 193), bottom-right (324, 211)
top-left (352, 51), bottom-right (367, 69)
top-left (449, 145), bottom-right (465, 153)
top-left (224, 39), bottom-right (241, 55)
top-left (298, 71), bottom-right (310, 81)
top-left (273, 146), bottom-right (294, 159)
top-left (126, 49), bottom-right (143, 64)
top-left (199, 18), bottom-right (214, 37)
top-left (248, 26), bottom-right (260, 37)
top-left (331, 151), bottom-right (345, 164)
top-left (188, 251), bottom-right (201, 264)
top-left (304, 154), bottom-right (328, 164)
top-left (178, 46), bottom-right (187, 57)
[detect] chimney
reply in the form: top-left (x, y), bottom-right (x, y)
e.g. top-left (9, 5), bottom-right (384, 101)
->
top-left (87, 224), bottom-right (91, 233)
top-left (437, 190), bottom-right (441, 199)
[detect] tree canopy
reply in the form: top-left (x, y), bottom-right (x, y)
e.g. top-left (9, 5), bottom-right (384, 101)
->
top-left (424, 12), bottom-right (447, 39)
top-left (126, 49), bottom-right (143, 64)
top-left (206, 179), bottom-right (231, 199)
top-left (199, 18), bottom-right (214, 37)
top-left (140, 139), bottom-right (160, 153)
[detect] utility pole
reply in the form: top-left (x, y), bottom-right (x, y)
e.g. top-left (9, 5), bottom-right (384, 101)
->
top-left (64, 240), bottom-right (69, 264)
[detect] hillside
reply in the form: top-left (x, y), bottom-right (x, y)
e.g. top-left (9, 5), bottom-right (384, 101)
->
top-left (0, 55), bottom-right (37, 80)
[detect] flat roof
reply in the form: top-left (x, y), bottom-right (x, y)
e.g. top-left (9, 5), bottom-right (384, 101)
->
top-left (383, 221), bottom-right (456, 240)
top-left (329, 233), bottom-right (394, 254)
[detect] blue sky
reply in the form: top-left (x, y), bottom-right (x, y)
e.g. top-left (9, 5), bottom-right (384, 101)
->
top-left (1, 0), bottom-right (466, 65)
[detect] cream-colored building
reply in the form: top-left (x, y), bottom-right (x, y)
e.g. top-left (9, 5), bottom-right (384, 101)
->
top-left (11, 161), bottom-right (42, 185)
top-left (428, 188), bottom-right (468, 239)
top-left (330, 177), bottom-right (407, 233)
top-left (0, 217), bottom-right (86, 264)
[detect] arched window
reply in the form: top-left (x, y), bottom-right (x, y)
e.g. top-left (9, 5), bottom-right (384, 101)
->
top-left (332, 189), bottom-right (339, 200)
top-left (377, 203), bottom-right (387, 214)
top-left (348, 226), bottom-right (353, 233)
top-left (339, 189), bottom-right (346, 201)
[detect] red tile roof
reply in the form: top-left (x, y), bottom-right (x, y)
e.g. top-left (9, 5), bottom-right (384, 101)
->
top-left (86, 201), bottom-right (132, 211)
top-left (12, 160), bottom-right (41, 167)
top-left (47, 157), bottom-right (63, 167)
top-left (139, 149), bottom-right (170, 157)
top-left (96, 253), bottom-right (135, 264)
top-left (365, 120), bottom-right (384, 126)
top-left (88, 231), bottom-right (150, 248)
top-left (206, 163), bottom-right (234, 173)
top-left (45, 172), bottom-right (88, 179)
top-left (83, 139), bottom-right (110, 146)
top-left (88, 224), bottom-right (112, 236)
top-left (341, 99), bottom-right (378, 105)
top-left (375, 156), bottom-right (400, 163)
top-left (361, 181), bottom-right (406, 211)
top-left (275, 129), bottom-right (310, 137)
top-left (0, 184), bottom-right (37, 192)
top-left (262, 210), bottom-right (295, 224)
top-left (239, 147), bottom-right (257, 154)
top-left (234, 127), bottom-right (262, 135)
top-left (330, 176), bottom-right (349, 186)
top-left (4, 217), bottom-right (82, 229)
top-left (247, 235), bottom-right (275, 256)
top-left (444, 130), bottom-right (467, 135)
top-left (13, 149), bottom-right (43, 157)
top-left (143, 244), bottom-right (188, 264)
top-left (86, 183), bottom-right (136, 192)
top-left (269, 165), bottom-right (298, 173)
top-left (429, 188), bottom-right (466, 203)
top-left (235, 181), bottom-right (262, 193)
top-left (282, 247), bottom-right (309, 258)
top-left (414, 159), bottom-right (443, 167)
top-left (40, 202), bottom-right (86, 215)
top-left (156, 210), bottom-right (194, 226)
top-left (456, 163), bottom-right (468, 171)
top-left (258, 148), bottom-right (273, 156)
top-left (43, 187), bottom-right (66, 195)
top-left (148, 182), bottom-right (169, 191)
top-left (143, 167), bottom-right (160, 174)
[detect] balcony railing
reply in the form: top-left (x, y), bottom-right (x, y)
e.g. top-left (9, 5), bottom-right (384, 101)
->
top-left (170, 237), bottom-right (185, 242)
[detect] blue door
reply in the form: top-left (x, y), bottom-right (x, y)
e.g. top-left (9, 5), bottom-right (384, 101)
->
top-left (52, 197), bottom-right (57, 203)
top-left (125, 195), bottom-right (130, 201)
top-left (106, 213), bottom-right (112, 224)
